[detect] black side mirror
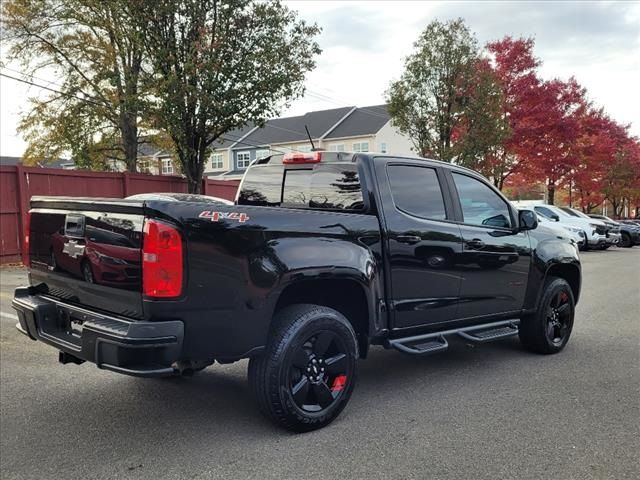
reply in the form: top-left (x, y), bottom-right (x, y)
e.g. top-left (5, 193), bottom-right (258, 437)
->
top-left (518, 209), bottom-right (538, 231)
top-left (551, 214), bottom-right (560, 222)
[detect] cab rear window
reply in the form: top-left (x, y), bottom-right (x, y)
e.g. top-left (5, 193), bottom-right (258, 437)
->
top-left (238, 163), bottom-right (365, 212)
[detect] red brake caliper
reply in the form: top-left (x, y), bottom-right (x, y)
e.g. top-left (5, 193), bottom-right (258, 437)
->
top-left (331, 375), bottom-right (347, 392)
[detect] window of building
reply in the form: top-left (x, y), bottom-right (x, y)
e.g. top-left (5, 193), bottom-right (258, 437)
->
top-left (352, 142), bottom-right (369, 152)
top-left (237, 151), bottom-right (251, 169)
top-left (211, 153), bottom-right (224, 169)
top-left (296, 145), bottom-right (312, 153)
top-left (387, 165), bottom-right (446, 220)
top-left (255, 149), bottom-right (270, 160)
top-left (161, 158), bottom-right (174, 175)
top-left (379, 142), bottom-right (387, 153)
top-left (329, 144), bottom-right (345, 152)
top-left (138, 158), bottom-right (150, 174)
top-left (452, 173), bottom-right (512, 228)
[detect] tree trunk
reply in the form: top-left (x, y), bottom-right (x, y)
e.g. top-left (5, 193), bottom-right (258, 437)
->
top-left (120, 111), bottom-right (138, 172)
top-left (547, 181), bottom-right (555, 205)
top-left (184, 147), bottom-right (206, 194)
top-left (188, 177), bottom-right (201, 194)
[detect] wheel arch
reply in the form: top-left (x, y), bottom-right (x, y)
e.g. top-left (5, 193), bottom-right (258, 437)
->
top-left (272, 277), bottom-right (375, 358)
top-left (544, 262), bottom-right (581, 305)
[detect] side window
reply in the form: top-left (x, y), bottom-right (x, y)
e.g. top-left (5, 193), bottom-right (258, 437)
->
top-left (387, 165), bottom-right (447, 220)
top-left (535, 206), bottom-right (555, 220)
top-left (452, 173), bottom-right (512, 228)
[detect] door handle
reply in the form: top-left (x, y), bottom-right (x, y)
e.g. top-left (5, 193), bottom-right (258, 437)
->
top-left (466, 238), bottom-right (485, 249)
top-left (396, 235), bottom-right (421, 245)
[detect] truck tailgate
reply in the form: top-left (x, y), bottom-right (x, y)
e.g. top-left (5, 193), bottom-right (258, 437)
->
top-left (28, 197), bottom-right (145, 318)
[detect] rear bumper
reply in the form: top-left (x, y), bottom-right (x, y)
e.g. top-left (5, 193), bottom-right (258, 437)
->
top-left (12, 287), bottom-right (183, 377)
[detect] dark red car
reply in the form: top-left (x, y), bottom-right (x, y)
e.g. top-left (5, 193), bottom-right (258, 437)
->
top-left (51, 221), bottom-right (141, 288)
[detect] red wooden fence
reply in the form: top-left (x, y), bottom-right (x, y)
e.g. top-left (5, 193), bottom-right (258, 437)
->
top-left (0, 165), bottom-right (239, 264)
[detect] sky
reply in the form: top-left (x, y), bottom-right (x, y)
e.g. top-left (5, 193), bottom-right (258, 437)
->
top-left (1, 0), bottom-right (639, 157)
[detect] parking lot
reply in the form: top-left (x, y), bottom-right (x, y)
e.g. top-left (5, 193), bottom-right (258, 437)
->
top-left (1, 249), bottom-right (638, 480)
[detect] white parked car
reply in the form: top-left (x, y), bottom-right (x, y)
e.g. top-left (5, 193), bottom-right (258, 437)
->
top-left (535, 213), bottom-right (584, 250)
top-left (511, 202), bottom-right (607, 251)
top-left (559, 207), bottom-right (620, 249)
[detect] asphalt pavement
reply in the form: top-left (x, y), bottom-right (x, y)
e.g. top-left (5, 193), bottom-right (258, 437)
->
top-left (1, 249), bottom-right (639, 480)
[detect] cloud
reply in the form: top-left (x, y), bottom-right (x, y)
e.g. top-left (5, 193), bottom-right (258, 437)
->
top-left (284, 0), bottom-right (640, 135)
top-left (1, 1), bottom-right (638, 156)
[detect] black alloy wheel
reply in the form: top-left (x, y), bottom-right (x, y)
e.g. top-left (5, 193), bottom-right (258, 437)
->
top-left (248, 304), bottom-right (358, 432)
top-left (288, 331), bottom-right (352, 413)
top-left (545, 290), bottom-right (572, 347)
top-left (519, 276), bottom-right (575, 354)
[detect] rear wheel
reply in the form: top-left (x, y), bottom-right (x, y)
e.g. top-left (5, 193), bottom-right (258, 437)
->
top-left (620, 232), bottom-right (633, 248)
top-left (519, 277), bottom-right (575, 354)
top-left (248, 304), bottom-right (358, 432)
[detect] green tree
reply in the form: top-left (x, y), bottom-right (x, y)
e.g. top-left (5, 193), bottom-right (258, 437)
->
top-left (141, 0), bottom-right (321, 193)
top-left (2, 0), bottom-right (149, 170)
top-left (386, 18), bottom-right (482, 162)
top-left (452, 60), bottom-right (508, 176)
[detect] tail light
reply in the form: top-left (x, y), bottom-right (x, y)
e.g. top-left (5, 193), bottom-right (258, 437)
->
top-left (23, 212), bottom-right (31, 266)
top-left (142, 219), bottom-right (183, 298)
top-left (283, 151), bottom-right (321, 164)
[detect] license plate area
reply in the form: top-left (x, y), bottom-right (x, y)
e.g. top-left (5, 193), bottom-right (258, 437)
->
top-left (35, 305), bottom-right (84, 349)
top-left (68, 315), bottom-right (84, 338)
top-left (56, 306), bottom-right (85, 340)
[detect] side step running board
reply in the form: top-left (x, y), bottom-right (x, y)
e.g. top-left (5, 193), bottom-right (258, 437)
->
top-left (457, 322), bottom-right (519, 343)
top-left (390, 336), bottom-right (448, 356)
top-left (386, 319), bottom-right (519, 356)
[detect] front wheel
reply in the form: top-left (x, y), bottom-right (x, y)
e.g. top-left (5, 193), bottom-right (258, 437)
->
top-left (620, 232), bottom-right (632, 248)
top-left (81, 260), bottom-right (94, 283)
top-left (579, 232), bottom-right (588, 251)
top-left (519, 277), bottom-right (575, 354)
top-left (248, 304), bottom-right (358, 432)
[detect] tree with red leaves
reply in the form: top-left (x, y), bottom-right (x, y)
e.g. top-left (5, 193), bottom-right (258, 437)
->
top-left (567, 108), bottom-right (627, 212)
top-left (517, 78), bottom-right (586, 204)
top-left (484, 37), bottom-right (543, 190)
top-left (602, 138), bottom-right (640, 218)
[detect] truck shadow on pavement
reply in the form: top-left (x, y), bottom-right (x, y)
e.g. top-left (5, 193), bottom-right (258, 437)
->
top-left (19, 336), bottom-right (527, 442)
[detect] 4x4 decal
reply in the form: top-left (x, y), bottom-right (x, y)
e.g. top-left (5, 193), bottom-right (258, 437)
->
top-left (199, 211), bottom-right (250, 223)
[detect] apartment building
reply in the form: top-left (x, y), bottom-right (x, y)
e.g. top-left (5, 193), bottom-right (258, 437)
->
top-left (205, 104), bottom-right (414, 180)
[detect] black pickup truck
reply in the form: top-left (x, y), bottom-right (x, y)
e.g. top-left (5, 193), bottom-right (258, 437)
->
top-left (13, 151), bottom-right (581, 432)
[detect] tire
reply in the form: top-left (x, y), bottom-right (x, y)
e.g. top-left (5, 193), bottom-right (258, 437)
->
top-left (248, 304), bottom-right (358, 432)
top-left (579, 232), bottom-right (588, 251)
top-left (81, 260), bottom-right (94, 283)
top-left (620, 232), bottom-right (632, 248)
top-left (519, 277), bottom-right (575, 354)
top-left (50, 249), bottom-right (59, 271)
